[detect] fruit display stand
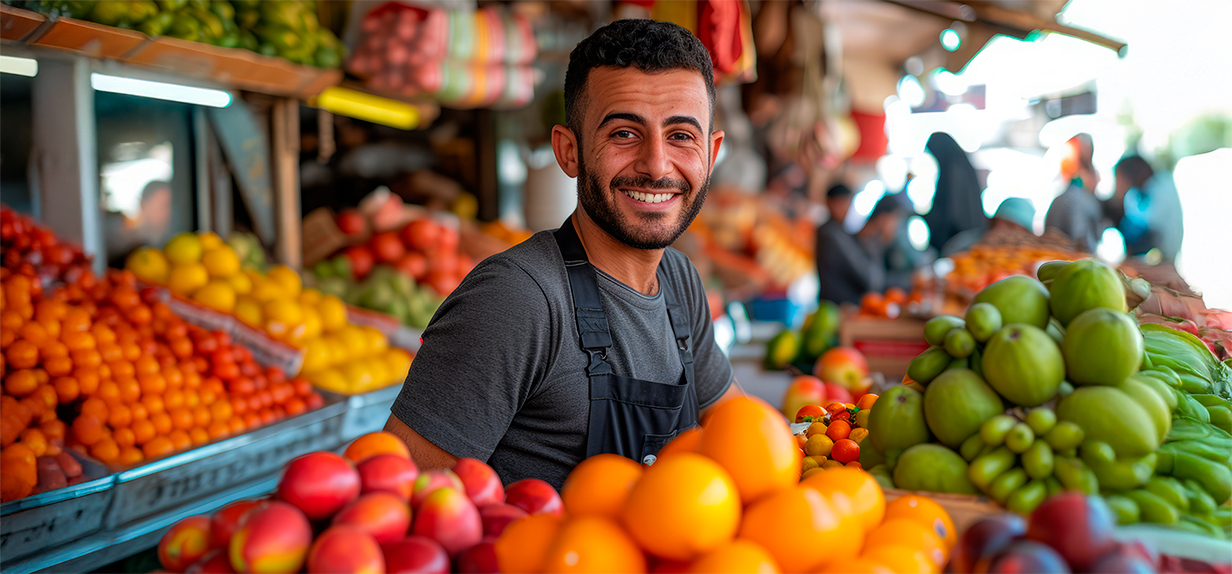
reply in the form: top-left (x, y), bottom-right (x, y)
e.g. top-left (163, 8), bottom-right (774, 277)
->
top-left (839, 315), bottom-right (930, 383)
top-left (0, 395), bottom-right (348, 574)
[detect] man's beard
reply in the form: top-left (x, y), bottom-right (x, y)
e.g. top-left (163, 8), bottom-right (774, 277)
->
top-left (575, 154), bottom-right (710, 250)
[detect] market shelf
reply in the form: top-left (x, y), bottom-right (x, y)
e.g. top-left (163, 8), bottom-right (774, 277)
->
top-left (0, 4), bottom-right (340, 99)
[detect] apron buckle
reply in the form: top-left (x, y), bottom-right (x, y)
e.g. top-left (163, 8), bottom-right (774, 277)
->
top-left (585, 349), bottom-right (612, 376)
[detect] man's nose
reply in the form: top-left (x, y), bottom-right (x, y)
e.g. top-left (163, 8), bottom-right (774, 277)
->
top-left (634, 135), bottom-right (673, 181)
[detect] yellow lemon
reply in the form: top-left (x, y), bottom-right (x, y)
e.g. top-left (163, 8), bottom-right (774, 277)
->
top-left (199, 231), bottom-right (223, 250)
top-left (163, 232), bottom-right (204, 266)
top-left (362, 326), bottom-right (389, 353)
top-left (300, 308), bottom-right (323, 340)
top-left (385, 349), bottom-right (413, 379)
top-left (367, 358), bottom-right (390, 387)
top-left (234, 297), bottom-right (263, 328)
top-left (167, 263), bottom-right (210, 296)
top-left (264, 319), bottom-right (289, 339)
top-left (282, 322), bottom-right (310, 349)
top-left (227, 272), bottom-right (253, 295)
top-left (263, 299), bottom-right (303, 326)
top-left (300, 338), bottom-right (331, 374)
top-left (249, 278), bottom-right (284, 303)
top-left (298, 288), bottom-right (323, 306)
top-left (267, 265), bottom-right (302, 298)
top-left (317, 295), bottom-right (348, 332)
top-left (341, 325), bottom-right (370, 359)
top-left (311, 368), bottom-right (348, 394)
top-left (192, 280), bottom-right (237, 313)
top-left (343, 362), bottom-right (375, 392)
top-left (202, 246), bottom-right (241, 278)
top-left (126, 247), bottom-right (170, 285)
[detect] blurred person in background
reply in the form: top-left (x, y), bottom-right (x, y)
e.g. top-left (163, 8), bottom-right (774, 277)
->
top-left (1108, 156), bottom-right (1183, 263)
top-left (1045, 134), bottom-right (1104, 253)
top-left (816, 184), bottom-right (881, 304)
top-left (941, 197), bottom-right (1037, 257)
top-left (103, 181), bottom-right (172, 268)
top-left (882, 191), bottom-right (931, 291)
top-left (924, 132), bottom-right (987, 253)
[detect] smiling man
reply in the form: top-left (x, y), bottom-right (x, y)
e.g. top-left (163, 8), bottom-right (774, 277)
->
top-left (383, 19), bottom-right (741, 488)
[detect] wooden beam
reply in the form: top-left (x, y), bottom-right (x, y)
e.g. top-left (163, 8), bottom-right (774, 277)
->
top-left (270, 98), bottom-right (301, 269)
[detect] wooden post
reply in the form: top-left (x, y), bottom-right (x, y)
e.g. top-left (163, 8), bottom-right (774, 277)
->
top-left (30, 57), bottom-right (103, 273)
top-left (270, 97), bottom-right (301, 269)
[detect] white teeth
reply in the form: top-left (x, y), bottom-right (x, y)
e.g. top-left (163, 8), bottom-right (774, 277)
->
top-left (622, 190), bottom-right (673, 204)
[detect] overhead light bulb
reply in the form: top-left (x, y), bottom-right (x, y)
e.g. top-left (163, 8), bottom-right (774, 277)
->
top-left (941, 28), bottom-right (962, 51)
top-left (0, 55), bottom-right (38, 77)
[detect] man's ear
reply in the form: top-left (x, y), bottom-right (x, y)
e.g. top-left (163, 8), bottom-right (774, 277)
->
top-left (552, 125), bottom-right (580, 178)
top-left (708, 130), bottom-right (726, 174)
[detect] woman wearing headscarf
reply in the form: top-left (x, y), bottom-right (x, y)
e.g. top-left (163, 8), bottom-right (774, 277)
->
top-left (924, 132), bottom-right (987, 252)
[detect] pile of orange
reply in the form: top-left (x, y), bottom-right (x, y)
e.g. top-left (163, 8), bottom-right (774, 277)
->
top-left (948, 246), bottom-right (1079, 295)
top-left (1, 268), bottom-right (325, 503)
top-left (494, 396), bottom-right (958, 573)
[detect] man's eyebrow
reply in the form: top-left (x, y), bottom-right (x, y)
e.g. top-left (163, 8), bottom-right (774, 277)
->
top-left (597, 112), bottom-right (646, 130)
top-left (664, 115), bottom-right (702, 132)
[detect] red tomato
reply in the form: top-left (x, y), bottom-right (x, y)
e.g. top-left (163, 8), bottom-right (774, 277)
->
top-left (369, 231), bottom-right (406, 264)
top-left (399, 219), bottom-right (438, 252)
top-left (394, 252), bottom-right (428, 281)
top-left (343, 246), bottom-right (375, 280)
top-left (795, 404), bottom-right (825, 423)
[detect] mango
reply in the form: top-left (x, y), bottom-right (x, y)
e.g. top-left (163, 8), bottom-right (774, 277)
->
top-left (893, 444), bottom-right (978, 494)
top-left (964, 303), bottom-right (1002, 343)
top-left (925, 316), bottom-right (965, 346)
top-left (972, 276), bottom-right (1051, 330)
top-left (1048, 258), bottom-right (1127, 326)
top-left (983, 324), bottom-right (1065, 406)
top-left (869, 386), bottom-right (932, 453)
top-left (907, 346), bottom-right (952, 385)
top-left (1062, 308), bottom-right (1144, 385)
top-left (924, 369), bottom-right (1005, 448)
top-left (1057, 386), bottom-right (1159, 458)
top-left (1117, 377), bottom-right (1172, 444)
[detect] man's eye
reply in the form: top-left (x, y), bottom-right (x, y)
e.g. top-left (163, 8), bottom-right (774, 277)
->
top-left (670, 133), bottom-right (694, 141)
top-left (613, 130), bottom-right (635, 139)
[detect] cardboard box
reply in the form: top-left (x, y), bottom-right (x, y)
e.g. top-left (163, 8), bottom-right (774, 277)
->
top-left (840, 316), bottom-right (930, 382)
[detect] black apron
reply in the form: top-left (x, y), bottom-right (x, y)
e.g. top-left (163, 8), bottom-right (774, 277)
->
top-left (554, 222), bottom-right (699, 465)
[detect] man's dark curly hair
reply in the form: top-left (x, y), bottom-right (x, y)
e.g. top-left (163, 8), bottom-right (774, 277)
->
top-left (563, 19), bottom-right (716, 138)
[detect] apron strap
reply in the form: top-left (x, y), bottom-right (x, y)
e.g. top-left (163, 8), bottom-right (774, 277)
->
top-left (554, 222), bottom-right (613, 376)
top-left (658, 267), bottom-right (696, 389)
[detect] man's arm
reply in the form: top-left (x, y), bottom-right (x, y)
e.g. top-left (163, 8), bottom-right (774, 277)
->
top-left (700, 377), bottom-right (745, 418)
top-left (383, 415), bottom-right (458, 471)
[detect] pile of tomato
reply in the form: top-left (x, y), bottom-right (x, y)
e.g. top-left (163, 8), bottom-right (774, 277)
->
top-left (1, 264), bottom-right (325, 503)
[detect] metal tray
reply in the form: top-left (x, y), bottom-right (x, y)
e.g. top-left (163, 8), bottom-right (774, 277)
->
top-left (104, 397), bottom-right (348, 529)
top-left (0, 454), bottom-right (115, 566)
top-left (330, 384), bottom-right (403, 442)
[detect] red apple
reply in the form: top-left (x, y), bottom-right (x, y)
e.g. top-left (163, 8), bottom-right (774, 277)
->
top-left (277, 452), bottom-right (361, 520)
top-left (382, 536), bottom-right (450, 574)
top-left (780, 375), bottom-right (856, 420)
top-left (1026, 492), bottom-right (1117, 571)
top-left (159, 515), bottom-right (212, 572)
top-left (478, 503), bottom-right (527, 537)
top-left (411, 487), bottom-right (482, 556)
top-left (337, 209), bottom-right (367, 236)
top-left (813, 347), bottom-right (870, 391)
top-left (370, 231), bottom-right (407, 264)
top-left (229, 501), bottom-right (312, 574)
top-left (209, 500), bottom-right (263, 550)
top-left (503, 478), bottom-right (563, 516)
top-left (358, 453), bottom-right (419, 501)
top-left (456, 539), bottom-right (498, 574)
top-left (452, 458), bottom-right (504, 507)
top-left (410, 469), bottom-right (463, 510)
top-left (306, 525), bottom-right (385, 574)
top-left (184, 550), bottom-right (234, 574)
top-left (332, 492), bottom-right (412, 545)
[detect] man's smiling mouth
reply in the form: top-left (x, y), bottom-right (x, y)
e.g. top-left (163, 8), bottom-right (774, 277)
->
top-left (620, 189), bottom-right (677, 204)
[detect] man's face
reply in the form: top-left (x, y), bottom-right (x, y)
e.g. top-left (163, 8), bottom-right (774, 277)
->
top-left (556, 67), bottom-right (723, 250)
top-left (1115, 173), bottom-right (1132, 196)
top-left (827, 197), bottom-right (851, 224)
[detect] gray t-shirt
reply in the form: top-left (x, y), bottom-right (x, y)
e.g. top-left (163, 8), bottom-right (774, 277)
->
top-left (390, 230), bottom-right (734, 489)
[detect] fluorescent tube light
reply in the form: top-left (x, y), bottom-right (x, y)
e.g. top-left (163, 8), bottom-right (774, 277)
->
top-left (315, 87), bottom-right (420, 130)
top-left (90, 73), bottom-right (232, 108)
top-left (0, 55), bottom-right (38, 77)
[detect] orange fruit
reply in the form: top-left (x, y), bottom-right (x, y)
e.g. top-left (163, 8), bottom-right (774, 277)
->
top-left (825, 420), bottom-right (851, 442)
top-left (496, 513), bottom-right (564, 574)
top-left (18, 428), bottom-right (48, 457)
top-left (5, 369), bottom-right (39, 396)
top-left (62, 331), bottom-right (95, 352)
top-left (657, 427), bottom-right (702, 460)
top-left (6, 339), bottom-right (39, 369)
top-left (118, 446), bottom-right (144, 466)
top-left (117, 379), bottom-right (141, 403)
top-left (884, 495), bottom-right (957, 550)
top-left (189, 427), bottom-right (209, 446)
top-left (698, 397), bottom-right (800, 505)
top-left (19, 322), bottom-right (49, 346)
top-left (142, 394), bottom-right (166, 415)
top-left (343, 431), bottom-right (411, 463)
top-left (41, 340), bottom-right (69, 359)
top-left (799, 467), bottom-right (885, 531)
top-left (74, 368), bottom-right (100, 395)
top-left (192, 406), bottom-right (211, 428)
top-left (44, 356), bottom-right (73, 377)
top-left (540, 516), bottom-right (647, 573)
top-left (130, 403), bottom-right (149, 421)
top-left (561, 454), bottom-right (643, 519)
top-left (864, 544), bottom-right (936, 574)
top-left (98, 381), bottom-right (121, 402)
top-left (139, 372), bottom-right (167, 396)
top-left (689, 539), bottom-right (780, 574)
top-left (81, 397), bottom-right (109, 419)
top-left (168, 429), bottom-right (191, 451)
top-left (169, 408), bottom-right (194, 431)
top-left (817, 558), bottom-right (892, 574)
top-left (862, 519), bottom-right (947, 567)
top-left (143, 436), bottom-right (174, 458)
top-left (150, 412), bottom-right (173, 435)
top-left (131, 419), bottom-right (156, 445)
top-left (108, 403), bottom-right (133, 428)
top-left (72, 414), bottom-right (106, 446)
top-left (114, 427), bottom-right (136, 448)
top-left (738, 486), bottom-right (861, 573)
top-left (622, 453), bottom-right (741, 562)
top-left (856, 393), bottom-right (878, 411)
top-left (830, 439), bottom-right (860, 464)
top-left (91, 437), bottom-right (121, 464)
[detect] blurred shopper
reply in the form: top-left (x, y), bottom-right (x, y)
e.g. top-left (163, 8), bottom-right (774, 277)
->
top-left (941, 198), bottom-right (1037, 256)
top-left (1110, 156), bottom-right (1184, 262)
top-left (883, 192), bottom-right (930, 291)
top-left (816, 184), bottom-right (882, 304)
top-left (1045, 134), bottom-right (1104, 253)
top-left (924, 132), bottom-right (987, 252)
top-left (103, 181), bottom-right (173, 267)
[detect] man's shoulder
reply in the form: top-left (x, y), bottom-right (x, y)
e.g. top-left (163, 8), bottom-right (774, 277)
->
top-left (480, 229), bottom-right (563, 278)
